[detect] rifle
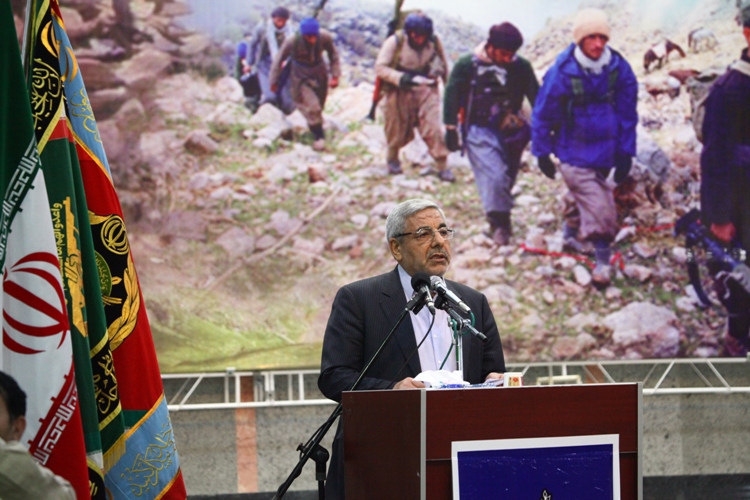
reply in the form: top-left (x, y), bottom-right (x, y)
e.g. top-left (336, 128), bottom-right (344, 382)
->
top-left (675, 209), bottom-right (750, 340)
top-left (366, 77), bottom-right (382, 121)
top-left (366, 0), bottom-right (405, 121)
top-left (312, 0), bottom-right (328, 19)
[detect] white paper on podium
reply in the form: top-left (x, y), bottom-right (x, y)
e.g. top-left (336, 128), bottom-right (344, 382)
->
top-left (415, 370), bottom-right (469, 388)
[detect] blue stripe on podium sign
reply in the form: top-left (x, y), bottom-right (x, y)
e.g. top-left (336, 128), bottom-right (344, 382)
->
top-left (452, 434), bottom-right (620, 500)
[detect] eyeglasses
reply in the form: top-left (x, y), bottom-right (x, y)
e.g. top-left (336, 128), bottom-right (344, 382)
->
top-left (394, 227), bottom-right (455, 243)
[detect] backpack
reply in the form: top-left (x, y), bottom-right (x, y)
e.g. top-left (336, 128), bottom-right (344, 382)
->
top-left (687, 60), bottom-right (750, 143)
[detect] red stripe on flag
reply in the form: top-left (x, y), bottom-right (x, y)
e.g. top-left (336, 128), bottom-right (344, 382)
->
top-left (27, 363), bottom-right (90, 499)
top-left (47, 117), bottom-right (71, 142)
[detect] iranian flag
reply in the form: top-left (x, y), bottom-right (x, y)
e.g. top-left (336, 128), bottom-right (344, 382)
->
top-left (0, 1), bottom-right (89, 498)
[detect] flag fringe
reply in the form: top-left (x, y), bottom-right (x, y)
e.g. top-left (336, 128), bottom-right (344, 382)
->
top-left (103, 433), bottom-right (127, 471)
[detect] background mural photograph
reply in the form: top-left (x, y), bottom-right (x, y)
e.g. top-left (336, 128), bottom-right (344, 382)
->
top-left (11, 0), bottom-right (748, 373)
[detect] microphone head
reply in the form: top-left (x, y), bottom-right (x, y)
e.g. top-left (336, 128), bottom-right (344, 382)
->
top-left (429, 275), bottom-right (442, 289)
top-left (411, 271), bottom-right (431, 290)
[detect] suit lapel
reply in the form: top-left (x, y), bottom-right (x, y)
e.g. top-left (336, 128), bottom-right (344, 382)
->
top-left (379, 267), bottom-right (421, 377)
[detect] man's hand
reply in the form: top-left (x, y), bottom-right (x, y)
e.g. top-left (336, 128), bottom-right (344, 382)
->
top-left (537, 155), bottom-right (556, 179)
top-left (614, 154), bottom-right (632, 184)
top-left (711, 222), bottom-right (736, 243)
top-left (393, 377), bottom-right (426, 390)
top-left (445, 128), bottom-right (460, 152)
top-left (730, 264), bottom-right (750, 294)
top-left (399, 73), bottom-right (416, 88)
top-left (241, 61), bottom-right (252, 74)
top-left (411, 75), bottom-right (435, 86)
top-left (484, 372), bottom-right (503, 381)
top-left (329, 76), bottom-right (339, 88)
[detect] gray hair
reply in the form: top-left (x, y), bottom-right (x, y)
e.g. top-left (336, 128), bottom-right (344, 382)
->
top-left (385, 198), bottom-right (445, 242)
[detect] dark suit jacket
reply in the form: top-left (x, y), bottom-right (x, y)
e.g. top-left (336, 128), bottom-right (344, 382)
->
top-left (318, 266), bottom-right (505, 499)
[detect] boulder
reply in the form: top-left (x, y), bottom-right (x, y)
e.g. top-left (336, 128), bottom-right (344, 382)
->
top-left (116, 48), bottom-right (172, 91)
top-left (215, 227), bottom-right (256, 258)
top-left (635, 127), bottom-right (671, 184)
top-left (77, 58), bottom-right (124, 91)
top-left (184, 129), bottom-right (219, 155)
top-left (87, 87), bottom-right (129, 120)
top-left (603, 302), bottom-right (680, 357)
top-left (212, 75), bottom-right (244, 104)
top-left (572, 265), bottom-right (592, 287)
top-left (249, 103), bottom-right (288, 128)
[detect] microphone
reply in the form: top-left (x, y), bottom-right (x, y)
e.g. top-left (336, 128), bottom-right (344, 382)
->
top-left (410, 272), bottom-right (436, 315)
top-left (430, 275), bottom-right (471, 314)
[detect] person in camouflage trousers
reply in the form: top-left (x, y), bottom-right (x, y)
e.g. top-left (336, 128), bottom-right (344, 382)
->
top-left (270, 17), bottom-right (340, 151)
top-left (375, 13), bottom-right (454, 182)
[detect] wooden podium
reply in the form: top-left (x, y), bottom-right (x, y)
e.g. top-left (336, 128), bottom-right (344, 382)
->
top-left (342, 383), bottom-right (642, 499)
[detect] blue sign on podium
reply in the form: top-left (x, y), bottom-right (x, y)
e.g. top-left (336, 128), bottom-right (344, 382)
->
top-left (452, 434), bottom-right (620, 500)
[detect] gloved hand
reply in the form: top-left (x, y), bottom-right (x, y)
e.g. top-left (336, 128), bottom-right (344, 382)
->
top-left (614, 154), bottom-right (632, 184)
top-left (537, 155), bottom-right (556, 179)
top-left (399, 72), bottom-right (416, 88)
top-left (730, 264), bottom-right (750, 294)
top-left (411, 75), bottom-right (436, 86)
top-left (445, 128), bottom-right (460, 152)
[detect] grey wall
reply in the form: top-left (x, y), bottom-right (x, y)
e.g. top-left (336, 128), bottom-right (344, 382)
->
top-left (169, 373), bottom-right (750, 496)
top-left (643, 393), bottom-right (750, 476)
top-left (173, 405), bottom-right (335, 496)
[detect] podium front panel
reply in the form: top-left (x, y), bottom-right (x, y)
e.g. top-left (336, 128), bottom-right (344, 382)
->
top-left (342, 389), bottom-right (424, 498)
top-left (343, 383), bottom-right (641, 500)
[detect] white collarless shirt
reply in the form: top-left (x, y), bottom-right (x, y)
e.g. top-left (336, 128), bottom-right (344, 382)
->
top-left (397, 266), bottom-right (457, 372)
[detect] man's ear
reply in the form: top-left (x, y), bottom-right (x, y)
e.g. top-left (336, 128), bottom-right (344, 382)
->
top-left (389, 238), bottom-right (402, 262)
top-left (9, 415), bottom-right (26, 441)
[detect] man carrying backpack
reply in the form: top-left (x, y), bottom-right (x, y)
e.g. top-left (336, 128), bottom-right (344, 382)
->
top-left (531, 8), bottom-right (638, 287)
top-left (245, 7), bottom-right (295, 113)
top-left (699, 4), bottom-right (750, 355)
top-left (269, 17), bottom-right (340, 151)
top-left (443, 23), bottom-right (539, 245)
top-left (375, 13), bottom-right (454, 182)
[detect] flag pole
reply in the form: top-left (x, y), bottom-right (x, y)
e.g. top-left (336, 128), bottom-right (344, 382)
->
top-left (21, 0), bottom-right (34, 78)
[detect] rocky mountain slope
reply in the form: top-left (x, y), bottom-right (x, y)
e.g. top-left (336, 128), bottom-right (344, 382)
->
top-left (14, 0), bottom-right (747, 371)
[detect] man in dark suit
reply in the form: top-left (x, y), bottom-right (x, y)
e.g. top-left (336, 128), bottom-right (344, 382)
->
top-left (318, 198), bottom-right (506, 499)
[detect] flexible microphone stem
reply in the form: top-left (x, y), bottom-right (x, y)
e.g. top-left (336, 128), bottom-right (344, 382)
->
top-left (274, 301), bottom-right (418, 498)
top-left (444, 306), bottom-right (488, 343)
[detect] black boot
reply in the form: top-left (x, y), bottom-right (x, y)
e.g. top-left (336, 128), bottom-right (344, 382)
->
top-left (592, 243), bottom-right (612, 288)
top-left (487, 211), bottom-right (511, 246)
top-left (310, 124), bottom-right (325, 151)
top-left (310, 124), bottom-right (325, 141)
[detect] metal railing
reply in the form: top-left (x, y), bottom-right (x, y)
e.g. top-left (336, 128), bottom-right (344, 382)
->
top-left (163, 357), bottom-right (750, 411)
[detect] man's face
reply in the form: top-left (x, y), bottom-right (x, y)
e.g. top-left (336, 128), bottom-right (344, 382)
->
top-left (487, 46), bottom-right (515, 65)
top-left (580, 33), bottom-right (608, 60)
top-left (272, 16), bottom-right (287, 30)
top-left (0, 395), bottom-right (24, 442)
top-left (407, 31), bottom-right (428, 48)
top-left (389, 208), bottom-right (452, 277)
top-left (303, 34), bottom-right (318, 45)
